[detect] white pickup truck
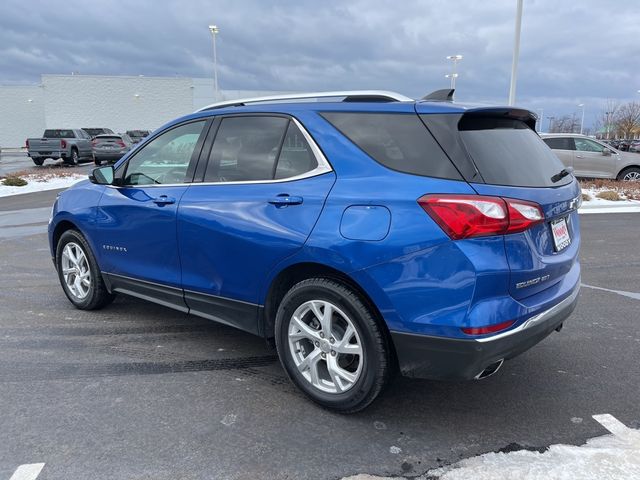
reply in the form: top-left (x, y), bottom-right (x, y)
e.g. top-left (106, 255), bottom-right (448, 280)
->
top-left (26, 129), bottom-right (94, 166)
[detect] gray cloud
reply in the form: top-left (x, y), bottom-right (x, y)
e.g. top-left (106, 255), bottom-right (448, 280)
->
top-left (1, 0), bottom-right (639, 127)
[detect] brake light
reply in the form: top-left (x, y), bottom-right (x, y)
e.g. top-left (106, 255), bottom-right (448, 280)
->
top-left (25, 139), bottom-right (29, 148)
top-left (461, 319), bottom-right (515, 335)
top-left (60, 139), bottom-right (67, 149)
top-left (91, 139), bottom-right (97, 147)
top-left (116, 141), bottom-right (126, 148)
top-left (418, 194), bottom-right (544, 240)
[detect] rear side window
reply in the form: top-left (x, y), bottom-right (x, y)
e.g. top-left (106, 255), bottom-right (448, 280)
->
top-left (321, 112), bottom-right (462, 180)
top-left (44, 129), bottom-right (75, 138)
top-left (458, 117), bottom-right (572, 187)
top-left (543, 137), bottom-right (575, 150)
top-left (275, 122), bottom-right (318, 179)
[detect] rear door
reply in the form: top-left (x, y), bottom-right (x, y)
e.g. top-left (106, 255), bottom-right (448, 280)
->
top-left (177, 114), bottom-right (335, 334)
top-left (419, 107), bottom-right (581, 301)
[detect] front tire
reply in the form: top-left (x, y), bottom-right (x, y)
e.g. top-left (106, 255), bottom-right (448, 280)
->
top-left (275, 278), bottom-right (391, 413)
top-left (56, 229), bottom-right (114, 310)
top-left (617, 166), bottom-right (640, 181)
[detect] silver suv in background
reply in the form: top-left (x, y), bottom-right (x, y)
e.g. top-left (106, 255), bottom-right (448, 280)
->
top-left (541, 134), bottom-right (640, 181)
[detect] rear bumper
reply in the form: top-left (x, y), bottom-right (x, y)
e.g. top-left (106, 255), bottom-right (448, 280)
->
top-left (391, 281), bottom-right (580, 380)
top-left (94, 152), bottom-right (125, 162)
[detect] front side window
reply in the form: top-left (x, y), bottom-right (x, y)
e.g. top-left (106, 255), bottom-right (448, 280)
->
top-left (123, 121), bottom-right (206, 186)
top-left (574, 138), bottom-right (605, 153)
top-left (203, 116), bottom-right (318, 183)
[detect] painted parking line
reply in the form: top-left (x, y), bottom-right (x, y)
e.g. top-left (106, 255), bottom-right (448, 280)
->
top-left (8, 463), bottom-right (45, 480)
top-left (581, 283), bottom-right (640, 301)
top-left (593, 414), bottom-right (640, 442)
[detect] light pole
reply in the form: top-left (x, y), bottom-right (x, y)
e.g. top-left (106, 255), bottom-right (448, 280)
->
top-left (538, 108), bottom-right (544, 132)
top-left (208, 24), bottom-right (220, 101)
top-left (547, 116), bottom-right (555, 132)
top-left (508, 0), bottom-right (523, 106)
top-left (578, 103), bottom-right (585, 135)
top-left (445, 55), bottom-right (463, 89)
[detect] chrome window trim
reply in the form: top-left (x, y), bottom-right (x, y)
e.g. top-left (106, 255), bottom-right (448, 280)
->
top-left (106, 117), bottom-right (332, 189)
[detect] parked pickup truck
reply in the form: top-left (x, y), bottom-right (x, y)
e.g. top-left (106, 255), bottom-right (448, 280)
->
top-left (26, 129), bottom-right (94, 166)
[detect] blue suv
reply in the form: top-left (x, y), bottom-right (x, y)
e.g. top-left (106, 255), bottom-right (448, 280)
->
top-left (49, 90), bottom-right (581, 412)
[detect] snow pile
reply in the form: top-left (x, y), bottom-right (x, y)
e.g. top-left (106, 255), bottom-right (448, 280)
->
top-left (430, 431), bottom-right (640, 479)
top-left (580, 185), bottom-right (640, 214)
top-left (0, 174), bottom-right (85, 198)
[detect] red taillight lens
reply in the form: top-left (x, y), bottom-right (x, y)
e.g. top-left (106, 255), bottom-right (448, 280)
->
top-left (60, 139), bottom-right (67, 149)
top-left (116, 141), bottom-right (126, 148)
top-left (91, 140), bottom-right (97, 147)
top-left (25, 139), bottom-right (29, 148)
top-left (461, 319), bottom-right (515, 335)
top-left (418, 194), bottom-right (544, 240)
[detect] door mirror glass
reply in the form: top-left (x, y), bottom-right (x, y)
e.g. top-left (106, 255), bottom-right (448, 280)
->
top-left (89, 166), bottom-right (114, 185)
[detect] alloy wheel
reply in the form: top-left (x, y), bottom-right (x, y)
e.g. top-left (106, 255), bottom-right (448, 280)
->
top-left (623, 171), bottom-right (640, 181)
top-left (287, 300), bottom-right (363, 393)
top-left (61, 242), bottom-right (91, 299)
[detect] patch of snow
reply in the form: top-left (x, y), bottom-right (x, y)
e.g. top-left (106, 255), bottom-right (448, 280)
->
top-left (389, 446), bottom-right (402, 454)
top-left (0, 174), bottom-right (85, 198)
top-left (579, 187), bottom-right (640, 214)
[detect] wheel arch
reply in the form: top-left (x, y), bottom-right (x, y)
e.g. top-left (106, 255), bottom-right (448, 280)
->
top-left (617, 165), bottom-right (640, 180)
top-left (261, 262), bottom-right (397, 367)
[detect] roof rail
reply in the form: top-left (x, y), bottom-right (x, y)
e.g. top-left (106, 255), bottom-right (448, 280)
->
top-left (422, 88), bottom-right (455, 102)
top-left (195, 90), bottom-right (413, 112)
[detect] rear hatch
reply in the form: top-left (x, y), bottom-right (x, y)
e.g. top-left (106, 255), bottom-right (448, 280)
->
top-left (93, 136), bottom-right (126, 151)
top-left (418, 105), bottom-right (581, 301)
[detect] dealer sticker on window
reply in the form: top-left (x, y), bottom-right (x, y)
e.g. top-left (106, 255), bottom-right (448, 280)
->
top-left (551, 217), bottom-right (571, 251)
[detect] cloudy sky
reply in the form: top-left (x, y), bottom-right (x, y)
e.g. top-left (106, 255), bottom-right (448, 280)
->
top-left (1, 0), bottom-right (638, 128)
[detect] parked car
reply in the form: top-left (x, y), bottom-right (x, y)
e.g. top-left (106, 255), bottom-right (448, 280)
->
top-left (541, 133), bottom-right (640, 181)
top-left (26, 129), bottom-right (93, 166)
top-left (82, 128), bottom-right (115, 139)
top-left (92, 134), bottom-right (134, 165)
top-left (617, 139), bottom-right (631, 151)
top-left (49, 90), bottom-right (581, 412)
top-left (629, 141), bottom-right (640, 153)
top-left (125, 130), bottom-right (151, 144)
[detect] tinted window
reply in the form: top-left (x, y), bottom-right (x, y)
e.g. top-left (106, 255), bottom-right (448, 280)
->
top-left (543, 137), bottom-right (574, 150)
top-left (458, 117), bottom-right (572, 187)
top-left (204, 116), bottom-right (288, 182)
top-left (575, 138), bottom-right (606, 153)
top-left (321, 112), bottom-right (462, 179)
top-left (44, 129), bottom-right (75, 138)
top-left (123, 120), bottom-right (205, 186)
top-left (275, 122), bottom-right (318, 179)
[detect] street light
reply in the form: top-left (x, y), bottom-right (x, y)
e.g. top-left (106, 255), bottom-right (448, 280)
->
top-left (445, 54), bottom-right (463, 89)
top-left (208, 24), bottom-right (220, 101)
top-left (578, 103), bottom-right (585, 135)
top-left (508, 0), bottom-right (524, 106)
top-left (547, 116), bottom-right (555, 132)
top-left (538, 108), bottom-right (544, 132)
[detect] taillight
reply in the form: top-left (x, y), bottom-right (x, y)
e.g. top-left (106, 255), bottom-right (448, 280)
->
top-left (116, 141), bottom-right (126, 148)
top-left (60, 139), bottom-right (67, 149)
top-left (91, 139), bottom-right (97, 147)
top-left (418, 194), bottom-right (544, 240)
top-left (461, 319), bottom-right (515, 335)
top-left (25, 139), bottom-right (29, 148)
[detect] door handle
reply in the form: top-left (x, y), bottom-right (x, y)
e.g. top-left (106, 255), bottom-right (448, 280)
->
top-left (152, 195), bottom-right (176, 205)
top-left (268, 194), bottom-right (303, 207)
top-left (575, 155), bottom-right (584, 158)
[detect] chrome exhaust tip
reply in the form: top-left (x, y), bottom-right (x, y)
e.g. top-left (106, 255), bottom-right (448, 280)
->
top-left (474, 359), bottom-right (504, 380)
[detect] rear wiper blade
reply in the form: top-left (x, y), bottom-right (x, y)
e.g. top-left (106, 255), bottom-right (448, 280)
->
top-left (551, 166), bottom-right (574, 183)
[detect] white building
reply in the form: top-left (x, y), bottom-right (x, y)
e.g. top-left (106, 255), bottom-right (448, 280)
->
top-left (0, 74), bottom-right (280, 148)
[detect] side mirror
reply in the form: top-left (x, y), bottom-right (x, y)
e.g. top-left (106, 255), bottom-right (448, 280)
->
top-left (89, 165), bottom-right (115, 185)
top-left (602, 149), bottom-right (612, 156)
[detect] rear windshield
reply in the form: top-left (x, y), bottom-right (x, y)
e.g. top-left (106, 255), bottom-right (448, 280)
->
top-left (458, 117), bottom-right (572, 187)
top-left (321, 112), bottom-right (462, 180)
top-left (44, 129), bottom-right (75, 138)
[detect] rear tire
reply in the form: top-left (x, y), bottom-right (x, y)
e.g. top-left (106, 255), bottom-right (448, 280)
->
top-left (275, 278), bottom-right (391, 413)
top-left (66, 148), bottom-right (79, 166)
top-left (56, 229), bottom-right (115, 310)
top-left (32, 158), bottom-right (44, 166)
top-left (617, 166), bottom-right (640, 182)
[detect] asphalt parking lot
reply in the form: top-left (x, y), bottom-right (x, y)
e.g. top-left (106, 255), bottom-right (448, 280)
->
top-left (0, 189), bottom-right (639, 480)
top-left (0, 152), bottom-right (94, 177)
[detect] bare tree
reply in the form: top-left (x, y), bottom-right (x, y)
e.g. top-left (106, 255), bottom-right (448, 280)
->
top-left (593, 99), bottom-right (619, 139)
top-left (614, 102), bottom-right (640, 139)
top-left (549, 115), bottom-right (580, 133)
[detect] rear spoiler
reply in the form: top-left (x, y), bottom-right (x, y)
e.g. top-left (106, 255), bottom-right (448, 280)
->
top-left (461, 107), bottom-right (537, 131)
